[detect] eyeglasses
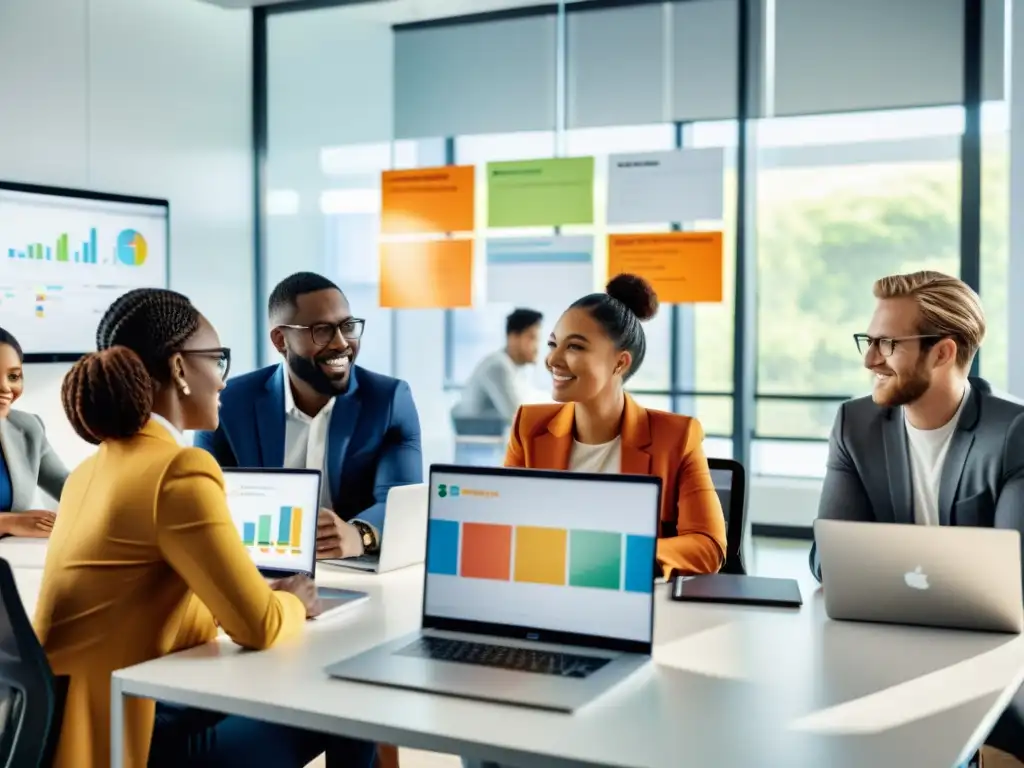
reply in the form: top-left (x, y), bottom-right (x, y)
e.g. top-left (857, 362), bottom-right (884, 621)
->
top-left (278, 319), bottom-right (366, 347)
top-left (180, 347), bottom-right (232, 381)
top-left (853, 334), bottom-right (941, 358)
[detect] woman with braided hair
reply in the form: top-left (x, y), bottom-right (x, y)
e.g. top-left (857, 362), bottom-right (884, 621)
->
top-left (33, 288), bottom-right (375, 768)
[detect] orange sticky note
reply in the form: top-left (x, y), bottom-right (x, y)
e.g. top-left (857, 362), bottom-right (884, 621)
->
top-left (381, 166), bottom-right (475, 235)
top-left (379, 239), bottom-right (473, 309)
top-left (607, 232), bottom-right (723, 303)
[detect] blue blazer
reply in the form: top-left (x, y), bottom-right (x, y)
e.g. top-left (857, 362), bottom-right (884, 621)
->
top-left (194, 364), bottom-right (422, 531)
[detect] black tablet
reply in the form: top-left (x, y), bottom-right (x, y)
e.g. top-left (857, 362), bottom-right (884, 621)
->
top-left (671, 573), bottom-right (803, 608)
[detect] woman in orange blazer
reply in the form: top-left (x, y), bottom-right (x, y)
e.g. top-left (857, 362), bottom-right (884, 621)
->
top-left (505, 274), bottom-right (727, 578)
top-left (33, 289), bottom-right (375, 768)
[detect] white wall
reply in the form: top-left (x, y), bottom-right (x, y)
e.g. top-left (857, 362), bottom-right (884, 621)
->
top-left (0, 0), bottom-right (254, 487)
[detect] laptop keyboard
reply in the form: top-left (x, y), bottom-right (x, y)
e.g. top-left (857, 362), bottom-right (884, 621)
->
top-left (398, 636), bottom-right (612, 679)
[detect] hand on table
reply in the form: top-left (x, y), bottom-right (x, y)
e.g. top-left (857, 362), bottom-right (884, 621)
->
top-left (316, 507), bottom-right (365, 560)
top-left (269, 573), bottom-right (321, 619)
top-left (0, 510), bottom-right (56, 538)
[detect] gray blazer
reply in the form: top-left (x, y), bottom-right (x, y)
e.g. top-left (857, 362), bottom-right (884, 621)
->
top-left (0, 410), bottom-right (68, 511)
top-left (810, 378), bottom-right (1024, 579)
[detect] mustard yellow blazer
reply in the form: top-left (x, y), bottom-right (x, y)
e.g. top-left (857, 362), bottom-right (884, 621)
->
top-left (33, 420), bottom-right (306, 768)
top-left (506, 397), bottom-right (727, 577)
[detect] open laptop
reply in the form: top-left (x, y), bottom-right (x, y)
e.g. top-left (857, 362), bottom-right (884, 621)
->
top-left (222, 468), bottom-right (368, 620)
top-left (815, 519), bottom-right (1023, 633)
top-left (325, 464), bottom-right (661, 712)
top-left (327, 483), bottom-right (428, 573)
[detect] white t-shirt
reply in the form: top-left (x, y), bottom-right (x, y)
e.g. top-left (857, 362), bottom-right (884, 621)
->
top-left (905, 384), bottom-right (970, 526)
top-left (568, 437), bottom-right (622, 474)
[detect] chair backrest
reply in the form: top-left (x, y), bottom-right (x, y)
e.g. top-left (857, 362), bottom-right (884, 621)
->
top-left (708, 459), bottom-right (748, 574)
top-left (0, 557), bottom-right (66, 767)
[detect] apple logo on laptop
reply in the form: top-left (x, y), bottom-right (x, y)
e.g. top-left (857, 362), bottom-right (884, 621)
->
top-left (904, 566), bottom-right (930, 590)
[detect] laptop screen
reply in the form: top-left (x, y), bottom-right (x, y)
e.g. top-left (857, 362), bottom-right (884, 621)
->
top-left (222, 469), bottom-right (320, 575)
top-left (423, 466), bottom-right (661, 652)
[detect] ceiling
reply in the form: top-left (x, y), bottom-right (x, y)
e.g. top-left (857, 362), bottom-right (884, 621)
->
top-left (197, 0), bottom-right (573, 23)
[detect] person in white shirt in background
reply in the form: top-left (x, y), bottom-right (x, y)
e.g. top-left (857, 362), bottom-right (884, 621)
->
top-left (451, 308), bottom-right (544, 435)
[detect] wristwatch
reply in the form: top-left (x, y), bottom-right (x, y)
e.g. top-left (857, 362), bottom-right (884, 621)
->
top-left (351, 520), bottom-right (379, 554)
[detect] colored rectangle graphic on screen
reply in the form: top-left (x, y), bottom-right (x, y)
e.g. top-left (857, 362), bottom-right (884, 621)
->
top-left (514, 526), bottom-right (567, 585)
top-left (624, 535), bottom-right (656, 593)
top-left (461, 523), bottom-right (512, 581)
top-left (242, 522), bottom-right (255, 546)
top-left (569, 530), bottom-right (622, 590)
top-left (426, 519), bottom-right (459, 576)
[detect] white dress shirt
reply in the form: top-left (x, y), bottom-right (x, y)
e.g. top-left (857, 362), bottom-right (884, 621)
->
top-left (149, 413), bottom-right (190, 448)
top-left (282, 373), bottom-right (335, 510)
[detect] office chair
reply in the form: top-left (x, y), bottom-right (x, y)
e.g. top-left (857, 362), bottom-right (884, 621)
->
top-left (0, 558), bottom-right (67, 767)
top-left (708, 458), bottom-right (748, 575)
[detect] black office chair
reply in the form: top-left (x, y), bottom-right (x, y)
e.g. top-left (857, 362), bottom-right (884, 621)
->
top-left (708, 458), bottom-right (748, 575)
top-left (0, 557), bottom-right (67, 767)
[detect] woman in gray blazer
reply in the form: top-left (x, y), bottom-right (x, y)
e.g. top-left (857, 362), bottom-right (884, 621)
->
top-left (0, 328), bottom-right (66, 537)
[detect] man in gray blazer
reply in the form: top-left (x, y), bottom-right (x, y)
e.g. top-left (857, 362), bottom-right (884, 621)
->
top-left (809, 271), bottom-right (1024, 763)
top-left (811, 271), bottom-right (1024, 577)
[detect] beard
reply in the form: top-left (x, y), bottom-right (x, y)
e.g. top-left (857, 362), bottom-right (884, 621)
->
top-left (871, 357), bottom-right (931, 408)
top-left (285, 349), bottom-right (351, 396)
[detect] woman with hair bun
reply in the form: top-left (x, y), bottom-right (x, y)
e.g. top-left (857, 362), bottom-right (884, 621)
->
top-left (505, 274), bottom-right (727, 577)
top-left (33, 288), bottom-right (374, 768)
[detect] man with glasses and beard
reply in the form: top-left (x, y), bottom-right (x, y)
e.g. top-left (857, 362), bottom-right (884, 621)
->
top-left (196, 272), bottom-right (422, 560)
top-left (809, 271), bottom-right (1024, 766)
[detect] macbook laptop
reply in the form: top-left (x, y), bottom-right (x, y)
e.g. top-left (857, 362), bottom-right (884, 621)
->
top-left (325, 464), bottom-right (661, 712)
top-left (815, 519), bottom-right (1023, 633)
top-left (327, 483), bottom-right (428, 573)
top-left (222, 468), bottom-right (368, 620)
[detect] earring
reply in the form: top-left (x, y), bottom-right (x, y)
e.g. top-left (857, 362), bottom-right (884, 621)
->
top-left (180, 384), bottom-right (191, 397)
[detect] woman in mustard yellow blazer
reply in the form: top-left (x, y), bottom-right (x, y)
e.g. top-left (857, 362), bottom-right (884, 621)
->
top-left (505, 274), bottom-right (727, 578)
top-left (33, 288), bottom-right (375, 768)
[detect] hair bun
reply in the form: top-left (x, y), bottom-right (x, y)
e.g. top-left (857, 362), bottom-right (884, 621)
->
top-left (62, 346), bottom-right (154, 445)
top-left (606, 274), bottom-right (659, 322)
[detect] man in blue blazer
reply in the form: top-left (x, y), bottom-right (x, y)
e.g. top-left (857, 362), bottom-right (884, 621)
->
top-left (195, 272), bottom-right (422, 560)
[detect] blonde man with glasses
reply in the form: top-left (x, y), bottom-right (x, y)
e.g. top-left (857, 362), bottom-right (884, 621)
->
top-left (810, 270), bottom-right (1024, 766)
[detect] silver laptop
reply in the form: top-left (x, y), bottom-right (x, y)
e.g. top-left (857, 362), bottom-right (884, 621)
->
top-left (222, 468), bottom-right (368, 619)
top-left (328, 483), bottom-right (428, 573)
top-left (325, 464), bottom-right (661, 712)
top-left (815, 519), bottom-right (1023, 633)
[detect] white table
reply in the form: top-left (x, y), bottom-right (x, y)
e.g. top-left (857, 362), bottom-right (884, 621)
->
top-left (111, 564), bottom-right (1024, 768)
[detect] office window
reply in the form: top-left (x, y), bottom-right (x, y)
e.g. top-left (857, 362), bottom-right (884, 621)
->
top-left (754, 106), bottom-right (963, 477)
top-left (980, 100), bottom-right (1009, 392)
top-left (446, 131), bottom-right (557, 392)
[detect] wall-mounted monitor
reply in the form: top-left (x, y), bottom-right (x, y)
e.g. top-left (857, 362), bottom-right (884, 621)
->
top-left (0, 181), bottom-right (169, 363)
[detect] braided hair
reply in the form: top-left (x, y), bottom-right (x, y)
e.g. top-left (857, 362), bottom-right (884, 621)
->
top-left (61, 289), bottom-right (201, 444)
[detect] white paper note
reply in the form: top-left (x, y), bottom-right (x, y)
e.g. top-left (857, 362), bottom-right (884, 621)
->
top-left (607, 148), bottom-right (726, 225)
top-left (485, 236), bottom-right (595, 306)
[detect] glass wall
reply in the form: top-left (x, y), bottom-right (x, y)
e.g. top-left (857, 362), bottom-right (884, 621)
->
top-left (263, 0), bottom-right (1007, 483)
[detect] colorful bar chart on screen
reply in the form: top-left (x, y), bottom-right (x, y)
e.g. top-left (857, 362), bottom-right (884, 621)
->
top-left (426, 520), bottom-right (656, 594)
top-left (239, 506), bottom-right (303, 555)
top-left (6, 228), bottom-right (99, 264)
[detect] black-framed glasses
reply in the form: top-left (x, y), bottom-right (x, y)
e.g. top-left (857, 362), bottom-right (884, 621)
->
top-left (853, 334), bottom-right (941, 358)
top-left (181, 347), bottom-right (231, 380)
top-left (279, 319), bottom-right (365, 347)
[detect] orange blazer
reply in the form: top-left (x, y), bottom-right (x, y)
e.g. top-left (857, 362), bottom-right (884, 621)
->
top-left (506, 397), bottom-right (727, 577)
top-left (33, 420), bottom-right (306, 768)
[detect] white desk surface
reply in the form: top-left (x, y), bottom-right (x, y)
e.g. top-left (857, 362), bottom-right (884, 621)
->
top-left (106, 563), bottom-right (1024, 768)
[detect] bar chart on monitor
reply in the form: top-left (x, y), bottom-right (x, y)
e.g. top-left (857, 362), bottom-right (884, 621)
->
top-left (237, 505), bottom-right (305, 555)
top-left (0, 185), bottom-right (168, 355)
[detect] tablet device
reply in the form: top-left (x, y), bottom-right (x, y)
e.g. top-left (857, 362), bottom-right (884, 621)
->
top-left (671, 573), bottom-right (803, 608)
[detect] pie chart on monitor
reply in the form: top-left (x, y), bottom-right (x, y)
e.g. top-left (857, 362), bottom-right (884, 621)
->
top-left (116, 229), bottom-right (147, 266)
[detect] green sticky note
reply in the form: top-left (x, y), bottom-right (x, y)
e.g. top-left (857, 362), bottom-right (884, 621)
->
top-left (569, 529), bottom-right (622, 590)
top-left (487, 157), bottom-right (594, 227)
